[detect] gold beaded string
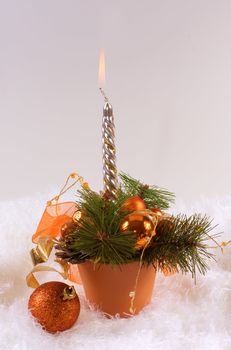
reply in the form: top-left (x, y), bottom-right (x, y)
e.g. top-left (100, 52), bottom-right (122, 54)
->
top-left (204, 230), bottom-right (231, 253)
top-left (208, 238), bottom-right (231, 253)
top-left (46, 172), bottom-right (89, 216)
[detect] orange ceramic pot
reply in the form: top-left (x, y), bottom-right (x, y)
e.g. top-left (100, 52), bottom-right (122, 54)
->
top-left (77, 261), bottom-right (156, 317)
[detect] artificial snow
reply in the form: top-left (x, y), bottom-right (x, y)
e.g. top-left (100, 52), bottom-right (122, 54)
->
top-left (0, 194), bottom-right (230, 350)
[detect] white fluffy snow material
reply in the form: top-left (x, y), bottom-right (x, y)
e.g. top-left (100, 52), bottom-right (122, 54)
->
top-left (0, 194), bottom-right (231, 350)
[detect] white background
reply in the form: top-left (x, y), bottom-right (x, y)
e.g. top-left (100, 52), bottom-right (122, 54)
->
top-left (1, 0), bottom-right (231, 202)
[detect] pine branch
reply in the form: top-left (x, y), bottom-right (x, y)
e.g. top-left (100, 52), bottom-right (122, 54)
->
top-left (55, 188), bottom-right (136, 265)
top-left (56, 221), bottom-right (136, 265)
top-left (119, 173), bottom-right (175, 209)
top-left (143, 214), bottom-right (216, 277)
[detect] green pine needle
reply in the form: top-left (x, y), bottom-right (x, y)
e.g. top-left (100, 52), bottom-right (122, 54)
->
top-left (119, 172), bottom-right (175, 209)
top-left (143, 214), bottom-right (216, 277)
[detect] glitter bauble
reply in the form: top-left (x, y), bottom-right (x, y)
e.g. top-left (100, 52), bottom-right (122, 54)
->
top-left (121, 196), bottom-right (146, 212)
top-left (160, 265), bottom-right (177, 276)
top-left (60, 221), bottom-right (78, 238)
top-left (28, 281), bottom-right (80, 333)
top-left (120, 210), bottom-right (157, 249)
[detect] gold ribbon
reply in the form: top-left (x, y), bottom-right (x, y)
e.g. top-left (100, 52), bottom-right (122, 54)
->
top-left (27, 236), bottom-right (69, 288)
top-left (30, 237), bottom-right (54, 265)
top-left (26, 261), bottom-right (69, 289)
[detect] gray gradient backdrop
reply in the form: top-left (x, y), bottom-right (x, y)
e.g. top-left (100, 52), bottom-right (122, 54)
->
top-left (1, 0), bottom-right (230, 201)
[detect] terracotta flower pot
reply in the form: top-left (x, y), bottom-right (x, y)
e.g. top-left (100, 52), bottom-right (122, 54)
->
top-left (76, 261), bottom-right (156, 317)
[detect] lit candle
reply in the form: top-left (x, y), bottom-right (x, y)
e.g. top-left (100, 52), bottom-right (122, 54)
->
top-left (98, 49), bottom-right (118, 199)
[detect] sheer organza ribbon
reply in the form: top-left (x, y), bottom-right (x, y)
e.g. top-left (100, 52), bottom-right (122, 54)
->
top-left (32, 202), bottom-right (77, 244)
top-left (27, 201), bottom-right (82, 288)
top-left (27, 202), bottom-right (82, 288)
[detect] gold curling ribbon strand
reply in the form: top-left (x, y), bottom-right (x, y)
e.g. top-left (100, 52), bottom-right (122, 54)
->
top-left (28, 236), bottom-right (72, 288)
top-left (26, 260), bottom-right (69, 289)
top-left (129, 214), bottom-right (159, 315)
top-left (30, 237), bottom-right (54, 266)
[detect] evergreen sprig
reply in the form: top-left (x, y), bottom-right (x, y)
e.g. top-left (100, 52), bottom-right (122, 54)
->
top-left (119, 173), bottom-right (175, 209)
top-left (56, 188), bottom-right (136, 265)
top-left (143, 214), bottom-right (216, 277)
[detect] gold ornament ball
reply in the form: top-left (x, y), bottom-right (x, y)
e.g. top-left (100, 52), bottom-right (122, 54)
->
top-left (28, 281), bottom-right (80, 333)
top-left (121, 196), bottom-right (146, 212)
top-left (72, 209), bottom-right (92, 227)
top-left (120, 210), bottom-right (156, 249)
top-left (72, 210), bottom-right (83, 224)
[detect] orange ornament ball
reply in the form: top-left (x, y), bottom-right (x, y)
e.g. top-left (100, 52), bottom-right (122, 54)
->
top-left (150, 208), bottom-right (163, 216)
top-left (121, 196), bottom-right (146, 212)
top-left (60, 221), bottom-right (78, 238)
top-left (28, 281), bottom-right (80, 333)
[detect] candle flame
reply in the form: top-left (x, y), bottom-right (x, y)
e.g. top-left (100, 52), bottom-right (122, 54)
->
top-left (98, 49), bottom-right (105, 87)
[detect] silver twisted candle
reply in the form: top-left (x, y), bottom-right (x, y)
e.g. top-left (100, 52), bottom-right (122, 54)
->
top-left (102, 94), bottom-right (118, 199)
top-left (99, 50), bottom-right (118, 199)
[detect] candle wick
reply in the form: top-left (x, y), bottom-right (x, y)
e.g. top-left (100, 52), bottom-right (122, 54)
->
top-left (99, 88), bottom-right (109, 103)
